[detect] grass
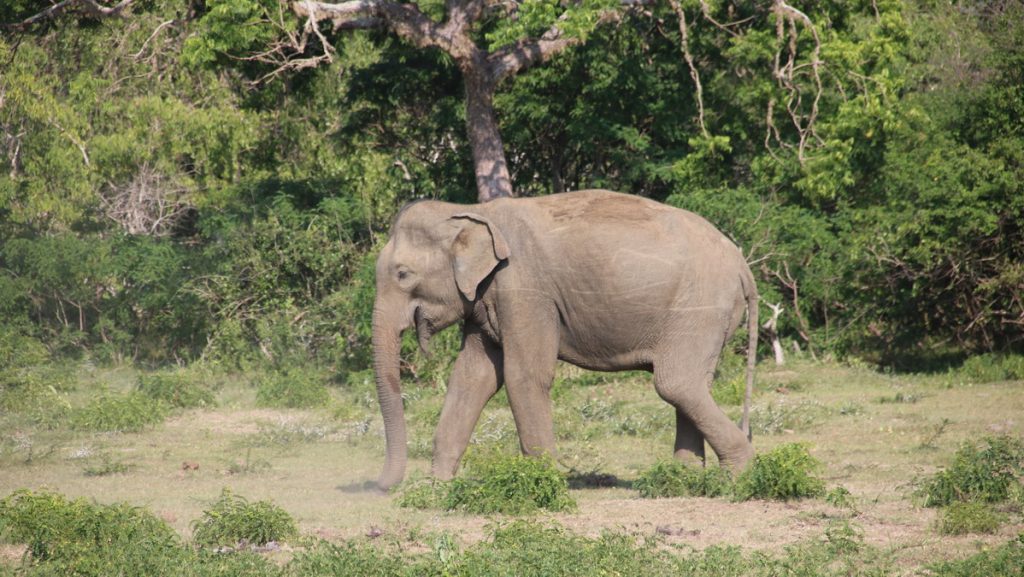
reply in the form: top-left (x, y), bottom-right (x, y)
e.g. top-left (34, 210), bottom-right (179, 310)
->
top-left (734, 443), bottom-right (826, 501)
top-left (0, 358), bottom-right (1023, 574)
top-left (935, 502), bottom-right (1004, 535)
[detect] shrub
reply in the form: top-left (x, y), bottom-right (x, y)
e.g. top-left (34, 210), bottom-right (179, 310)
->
top-left (954, 353), bottom-right (1024, 383)
top-left (443, 451), bottom-right (576, 515)
top-left (395, 478), bottom-right (450, 510)
top-left (191, 488), bottom-right (298, 547)
top-left (918, 435), bottom-right (1024, 507)
top-left (936, 502), bottom-right (1003, 535)
top-left (287, 540), bottom-right (412, 577)
top-left (136, 370), bottom-right (215, 409)
top-left (255, 367), bottom-right (330, 409)
top-left (734, 443), bottom-right (826, 501)
top-left (634, 460), bottom-right (733, 498)
top-left (825, 486), bottom-right (857, 510)
top-left (70, 393), bottom-right (167, 432)
top-left (0, 489), bottom-right (182, 575)
top-left (0, 371), bottom-right (71, 428)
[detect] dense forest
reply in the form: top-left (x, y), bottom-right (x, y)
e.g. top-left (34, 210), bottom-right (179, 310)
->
top-left (1, 0), bottom-right (1021, 376)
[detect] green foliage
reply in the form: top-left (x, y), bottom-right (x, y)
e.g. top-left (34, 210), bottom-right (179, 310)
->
top-left (70, 393), bottom-right (167, 433)
top-left (443, 451), bottom-right (576, 515)
top-left (954, 354), bottom-right (1024, 384)
top-left (136, 370), bottom-right (216, 409)
top-left (935, 502), bottom-right (1003, 536)
top-left (634, 460), bottom-right (733, 499)
top-left (825, 486), bottom-right (857, 510)
top-left (0, 489), bottom-right (181, 576)
top-left (395, 478), bottom-right (450, 511)
top-left (918, 435), bottom-right (1024, 507)
top-left (191, 488), bottom-right (299, 548)
top-left (734, 443), bottom-right (826, 501)
top-left (255, 366), bottom-right (330, 409)
top-left (926, 534), bottom-right (1024, 577)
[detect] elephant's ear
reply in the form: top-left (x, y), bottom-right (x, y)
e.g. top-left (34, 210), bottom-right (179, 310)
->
top-left (449, 212), bottom-right (510, 301)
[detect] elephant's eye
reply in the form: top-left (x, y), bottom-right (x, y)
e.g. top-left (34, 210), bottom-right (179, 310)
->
top-left (397, 270), bottom-right (408, 281)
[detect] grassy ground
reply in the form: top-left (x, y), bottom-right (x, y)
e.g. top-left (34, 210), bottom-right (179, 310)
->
top-left (1, 357), bottom-right (1022, 574)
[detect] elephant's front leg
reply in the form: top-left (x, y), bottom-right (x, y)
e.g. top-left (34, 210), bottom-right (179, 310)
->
top-left (432, 325), bottom-right (503, 481)
top-left (500, 303), bottom-right (560, 458)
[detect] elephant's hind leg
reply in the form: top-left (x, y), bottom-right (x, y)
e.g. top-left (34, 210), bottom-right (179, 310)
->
top-left (653, 347), bottom-right (753, 472)
top-left (673, 409), bottom-right (706, 466)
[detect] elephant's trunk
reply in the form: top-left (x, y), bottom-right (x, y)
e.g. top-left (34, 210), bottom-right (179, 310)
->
top-left (372, 303), bottom-right (408, 490)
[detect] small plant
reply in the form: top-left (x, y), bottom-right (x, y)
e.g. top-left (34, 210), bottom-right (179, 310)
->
top-left (443, 450), bottom-right (576, 515)
top-left (82, 454), bottom-right (133, 477)
top-left (936, 502), bottom-right (1003, 535)
top-left (918, 435), bottom-right (1024, 507)
top-left (825, 519), bottom-right (864, 554)
top-left (633, 460), bottom-right (733, 498)
top-left (136, 370), bottom-right (215, 409)
top-left (825, 486), bottom-right (857, 510)
top-left (191, 488), bottom-right (299, 547)
top-left (70, 392), bottom-right (167, 432)
top-left (877, 392), bottom-right (920, 404)
top-left (255, 366), bottom-right (330, 409)
top-left (734, 443), bottom-right (826, 501)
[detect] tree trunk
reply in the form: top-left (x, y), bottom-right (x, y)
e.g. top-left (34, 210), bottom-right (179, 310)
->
top-left (463, 62), bottom-right (514, 203)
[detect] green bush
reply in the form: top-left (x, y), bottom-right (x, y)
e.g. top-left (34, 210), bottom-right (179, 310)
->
top-left (395, 478), bottom-right (450, 510)
top-left (734, 443), bottom-right (826, 501)
top-left (442, 451), bottom-right (576, 515)
top-left (918, 435), bottom-right (1024, 507)
top-left (70, 393), bottom-right (167, 432)
top-left (954, 354), bottom-right (1024, 383)
top-left (136, 370), bottom-right (215, 409)
top-left (634, 460), bottom-right (733, 498)
top-left (255, 367), bottom-right (330, 409)
top-left (191, 488), bottom-right (299, 548)
top-left (936, 502), bottom-right (1003, 535)
top-left (0, 489), bottom-right (182, 575)
top-left (0, 372), bottom-right (71, 428)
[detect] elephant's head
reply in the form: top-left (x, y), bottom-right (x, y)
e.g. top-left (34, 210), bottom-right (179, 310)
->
top-left (372, 201), bottom-right (510, 489)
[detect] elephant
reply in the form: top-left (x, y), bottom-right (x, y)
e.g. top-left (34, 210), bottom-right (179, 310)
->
top-left (371, 189), bottom-right (758, 490)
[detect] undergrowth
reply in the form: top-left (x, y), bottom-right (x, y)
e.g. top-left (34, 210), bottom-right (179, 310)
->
top-left (397, 450), bottom-right (575, 515)
top-left (70, 392), bottom-right (167, 432)
top-left (255, 367), bottom-right (330, 409)
top-left (633, 460), bottom-right (732, 498)
top-left (917, 435), bottom-right (1024, 507)
top-left (136, 370), bottom-right (215, 409)
top-left (191, 488), bottom-right (298, 548)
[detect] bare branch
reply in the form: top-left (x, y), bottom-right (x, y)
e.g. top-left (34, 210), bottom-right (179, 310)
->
top-left (768, 0), bottom-right (824, 165)
top-left (132, 19), bottom-right (176, 61)
top-left (668, 0), bottom-right (707, 137)
top-left (294, 1), bottom-right (453, 53)
top-left (3, 0), bottom-right (136, 30)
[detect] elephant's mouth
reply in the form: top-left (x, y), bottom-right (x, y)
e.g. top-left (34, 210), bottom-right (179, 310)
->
top-left (413, 306), bottom-right (433, 355)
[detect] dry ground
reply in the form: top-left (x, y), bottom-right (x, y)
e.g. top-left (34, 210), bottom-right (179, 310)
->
top-left (1, 360), bottom-right (1021, 573)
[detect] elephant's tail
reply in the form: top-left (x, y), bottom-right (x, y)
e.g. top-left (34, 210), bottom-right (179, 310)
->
top-left (740, 268), bottom-right (758, 441)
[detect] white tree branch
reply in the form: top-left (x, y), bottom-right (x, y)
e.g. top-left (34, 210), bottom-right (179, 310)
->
top-left (3, 0), bottom-right (136, 30)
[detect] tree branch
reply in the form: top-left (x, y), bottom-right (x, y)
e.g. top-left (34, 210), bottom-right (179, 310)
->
top-left (293, 0), bottom-right (454, 53)
top-left (668, 0), bottom-right (708, 137)
top-left (3, 0), bottom-right (136, 30)
top-left (489, 9), bottom-right (622, 83)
